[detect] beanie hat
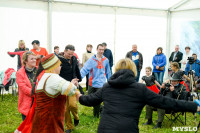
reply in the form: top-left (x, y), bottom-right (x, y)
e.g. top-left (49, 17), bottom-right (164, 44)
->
top-left (41, 53), bottom-right (61, 71)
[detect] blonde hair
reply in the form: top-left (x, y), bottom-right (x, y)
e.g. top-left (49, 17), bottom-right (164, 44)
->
top-left (22, 51), bottom-right (36, 66)
top-left (145, 66), bottom-right (152, 72)
top-left (171, 62), bottom-right (179, 69)
top-left (115, 58), bottom-right (137, 76)
top-left (18, 40), bottom-right (26, 49)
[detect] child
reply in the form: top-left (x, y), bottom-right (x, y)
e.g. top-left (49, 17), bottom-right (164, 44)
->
top-left (142, 67), bottom-right (161, 126)
top-left (141, 67), bottom-right (161, 94)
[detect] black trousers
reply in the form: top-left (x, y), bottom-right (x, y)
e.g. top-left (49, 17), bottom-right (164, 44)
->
top-left (88, 86), bottom-right (101, 118)
top-left (78, 85), bottom-right (84, 94)
top-left (86, 74), bottom-right (89, 91)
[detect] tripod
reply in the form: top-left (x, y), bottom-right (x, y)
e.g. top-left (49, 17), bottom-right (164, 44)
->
top-left (189, 65), bottom-right (200, 133)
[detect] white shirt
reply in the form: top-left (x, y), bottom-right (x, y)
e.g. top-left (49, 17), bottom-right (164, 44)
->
top-left (36, 73), bottom-right (77, 96)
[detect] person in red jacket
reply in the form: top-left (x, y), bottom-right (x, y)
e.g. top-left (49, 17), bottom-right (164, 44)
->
top-left (30, 40), bottom-right (48, 67)
top-left (16, 51), bottom-right (37, 121)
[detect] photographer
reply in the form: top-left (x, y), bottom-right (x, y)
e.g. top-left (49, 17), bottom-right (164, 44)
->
top-left (185, 53), bottom-right (200, 78)
top-left (167, 62), bottom-right (189, 91)
top-left (154, 73), bottom-right (188, 128)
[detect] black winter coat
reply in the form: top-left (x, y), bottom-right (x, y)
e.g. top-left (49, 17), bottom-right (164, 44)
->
top-left (58, 56), bottom-right (82, 82)
top-left (79, 69), bottom-right (197, 133)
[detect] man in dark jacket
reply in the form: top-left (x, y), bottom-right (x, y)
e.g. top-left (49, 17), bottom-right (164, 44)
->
top-left (152, 73), bottom-right (188, 128)
top-left (169, 45), bottom-right (183, 68)
top-left (102, 42), bottom-right (113, 74)
top-left (58, 45), bottom-right (82, 133)
top-left (126, 44), bottom-right (143, 82)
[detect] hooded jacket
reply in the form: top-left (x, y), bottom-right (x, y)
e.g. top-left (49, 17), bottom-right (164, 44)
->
top-left (79, 69), bottom-right (197, 133)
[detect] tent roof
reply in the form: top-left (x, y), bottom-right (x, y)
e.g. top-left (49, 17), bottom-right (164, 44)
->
top-left (53, 0), bottom-right (200, 11)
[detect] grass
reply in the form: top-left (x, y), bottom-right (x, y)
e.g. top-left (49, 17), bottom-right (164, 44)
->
top-left (0, 93), bottom-right (199, 133)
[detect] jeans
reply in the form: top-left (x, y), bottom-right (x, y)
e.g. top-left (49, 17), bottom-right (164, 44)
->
top-left (135, 69), bottom-right (140, 82)
top-left (154, 72), bottom-right (164, 89)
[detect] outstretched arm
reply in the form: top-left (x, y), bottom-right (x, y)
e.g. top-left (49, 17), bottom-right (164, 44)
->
top-left (78, 88), bottom-right (103, 107)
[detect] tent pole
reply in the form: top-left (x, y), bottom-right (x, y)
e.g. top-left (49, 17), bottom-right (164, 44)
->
top-left (47, 0), bottom-right (52, 53)
top-left (169, 0), bottom-right (190, 11)
top-left (165, 10), bottom-right (171, 77)
top-left (113, 7), bottom-right (117, 68)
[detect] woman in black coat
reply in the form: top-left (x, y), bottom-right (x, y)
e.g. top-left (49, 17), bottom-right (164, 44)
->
top-left (77, 58), bottom-right (200, 133)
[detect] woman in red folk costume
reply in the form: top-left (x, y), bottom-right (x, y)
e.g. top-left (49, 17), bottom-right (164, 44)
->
top-left (15, 53), bottom-right (79, 133)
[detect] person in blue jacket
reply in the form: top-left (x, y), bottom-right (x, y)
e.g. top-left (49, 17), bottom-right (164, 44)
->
top-left (81, 44), bottom-right (111, 118)
top-left (152, 47), bottom-right (166, 88)
top-left (185, 53), bottom-right (200, 77)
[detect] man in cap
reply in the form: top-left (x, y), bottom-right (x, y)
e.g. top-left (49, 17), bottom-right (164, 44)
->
top-left (153, 72), bottom-right (188, 128)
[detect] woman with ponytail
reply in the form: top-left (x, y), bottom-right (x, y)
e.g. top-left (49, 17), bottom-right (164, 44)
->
top-left (15, 53), bottom-right (79, 133)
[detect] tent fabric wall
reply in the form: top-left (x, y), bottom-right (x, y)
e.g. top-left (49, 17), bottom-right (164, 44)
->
top-left (170, 10), bottom-right (200, 64)
top-left (0, 0), bottom-right (47, 71)
top-left (51, 3), bottom-right (167, 79)
top-left (1, 0), bottom-right (199, 81)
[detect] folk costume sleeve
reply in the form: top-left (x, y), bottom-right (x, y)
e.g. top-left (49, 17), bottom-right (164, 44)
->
top-left (42, 74), bottom-right (77, 96)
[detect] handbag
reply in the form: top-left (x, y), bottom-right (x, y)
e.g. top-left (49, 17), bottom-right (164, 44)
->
top-left (156, 56), bottom-right (164, 71)
top-left (158, 66), bottom-right (164, 71)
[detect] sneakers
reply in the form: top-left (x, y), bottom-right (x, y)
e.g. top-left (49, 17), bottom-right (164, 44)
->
top-left (65, 129), bottom-right (71, 133)
top-left (153, 122), bottom-right (162, 129)
top-left (74, 119), bottom-right (79, 126)
top-left (143, 119), bottom-right (153, 125)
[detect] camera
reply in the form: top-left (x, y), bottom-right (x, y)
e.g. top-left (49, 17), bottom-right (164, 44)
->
top-left (187, 56), bottom-right (195, 64)
top-left (165, 83), bottom-right (171, 92)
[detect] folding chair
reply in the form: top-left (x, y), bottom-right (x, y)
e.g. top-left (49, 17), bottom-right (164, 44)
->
top-left (165, 110), bottom-right (186, 126)
top-left (0, 78), bottom-right (16, 101)
top-left (164, 91), bottom-right (189, 126)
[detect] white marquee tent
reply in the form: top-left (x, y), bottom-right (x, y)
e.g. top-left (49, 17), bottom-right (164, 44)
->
top-left (0, 0), bottom-right (200, 80)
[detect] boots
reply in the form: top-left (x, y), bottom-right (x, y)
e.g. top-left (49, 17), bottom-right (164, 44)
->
top-left (143, 119), bottom-right (153, 125)
top-left (153, 122), bottom-right (162, 129)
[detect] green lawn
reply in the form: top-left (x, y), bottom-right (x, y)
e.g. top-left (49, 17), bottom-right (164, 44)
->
top-left (0, 94), bottom-right (199, 133)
